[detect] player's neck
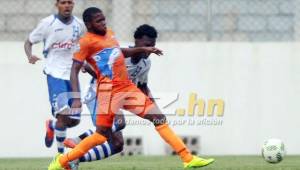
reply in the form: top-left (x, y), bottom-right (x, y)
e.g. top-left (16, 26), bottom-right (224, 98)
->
top-left (131, 57), bottom-right (142, 64)
top-left (88, 30), bottom-right (106, 36)
top-left (56, 13), bottom-right (73, 24)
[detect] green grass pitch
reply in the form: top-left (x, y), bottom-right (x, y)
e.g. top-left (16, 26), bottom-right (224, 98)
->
top-left (0, 156), bottom-right (299, 170)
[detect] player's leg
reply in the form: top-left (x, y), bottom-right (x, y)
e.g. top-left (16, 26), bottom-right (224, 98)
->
top-left (45, 74), bottom-right (64, 151)
top-left (79, 131), bottom-right (124, 162)
top-left (64, 85), bottom-right (126, 148)
top-left (125, 85), bottom-right (214, 168)
top-left (48, 128), bottom-right (109, 170)
top-left (55, 114), bottom-right (80, 153)
top-left (143, 108), bottom-right (214, 168)
top-left (64, 114), bottom-right (125, 167)
top-left (46, 75), bottom-right (80, 153)
top-left (79, 113), bottom-right (125, 163)
top-left (64, 113), bottom-right (125, 148)
top-left (69, 79), bottom-right (126, 150)
top-left (63, 83), bottom-right (99, 148)
top-left (49, 87), bottom-right (117, 169)
top-left (51, 126), bottom-right (111, 169)
top-left (63, 129), bottom-right (94, 148)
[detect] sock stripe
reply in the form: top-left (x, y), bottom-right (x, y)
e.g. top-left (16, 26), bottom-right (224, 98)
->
top-left (87, 152), bottom-right (92, 162)
top-left (57, 141), bottom-right (64, 148)
top-left (96, 145), bottom-right (105, 159)
top-left (83, 132), bottom-right (89, 137)
top-left (79, 156), bottom-right (85, 162)
top-left (79, 141), bottom-right (120, 163)
top-left (55, 127), bottom-right (66, 131)
top-left (89, 148), bottom-right (97, 161)
top-left (84, 129), bottom-right (93, 137)
top-left (55, 130), bottom-right (66, 138)
top-left (54, 126), bottom-right (66, 154)
top-left (105, 142), bottom-right (112, 155)
top-left (93, 147), bottom-right (101, 160)
top-left (112, 124), bottom-right (117, 132)
top-left (88, 129), bottom-right (93, 135)
top-left (101, 144), bottom-right (108, 158)
top-left (58, 148), bottom-right (64, 153)
top-left (56, 136), bottom-right (65, 142)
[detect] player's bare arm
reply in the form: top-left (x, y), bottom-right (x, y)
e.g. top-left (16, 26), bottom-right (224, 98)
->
top-left (121, 47), bottom-right (163, 58)
top-left (82, 62), bottom-right (97, 78)
top-left (24, 39), bottom-right (41, 64)
top-left (70, 60), bottom-right (83, 110)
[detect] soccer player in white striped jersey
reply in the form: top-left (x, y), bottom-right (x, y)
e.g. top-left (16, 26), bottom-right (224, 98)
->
top-left (63, 24), bottom-right (158, 163)
top-left (24, 0), bottom-right (85, 154)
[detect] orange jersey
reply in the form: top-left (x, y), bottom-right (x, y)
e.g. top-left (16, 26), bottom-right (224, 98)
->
top-left (74, 30), bottom-right (129, 84)
top-left (74, 30), bottom-right (154, 127)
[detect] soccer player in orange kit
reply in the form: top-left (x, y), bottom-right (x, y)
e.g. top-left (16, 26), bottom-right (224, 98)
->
top-left (48, 7), bottom-right (214, 170)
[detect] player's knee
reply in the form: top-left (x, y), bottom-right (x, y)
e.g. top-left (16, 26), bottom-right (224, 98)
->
top-left (66, 119), bottom-right (80, 128)
top-left (114, 114), bottom-right (126, 131)
top-left (96, 126), bottom-right (111, 139)
top-left (112, 136), bottom-right (124, 153)
top-left (144, 113), bottom-right (166, 126)
top-left (111, 132), bottom-right (124, 153)
top-left (154, 114), bottom-right (167, 126)
top-left (55, 116), bottom-right (65, 129)
top-left (116, 120), bottom-right (126, 131)
top-left (56, 114), bottom-right (80, 128)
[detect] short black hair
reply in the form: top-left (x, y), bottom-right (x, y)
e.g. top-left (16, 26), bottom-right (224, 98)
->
top-left (56, 0), bottom-right (74, 3)
top-left (82, 7), bottom-right (102, 23)
top-left (134, 24), bottom-right (158, 39)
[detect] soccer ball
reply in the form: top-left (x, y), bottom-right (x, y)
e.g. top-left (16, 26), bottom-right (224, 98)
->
top-left (261, 138), bottom-right (285, 163)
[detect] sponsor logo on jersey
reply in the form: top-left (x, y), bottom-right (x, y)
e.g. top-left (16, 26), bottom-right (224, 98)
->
top-left (54, 28), bottom-right (64, 32)
top-left (51, 40), bottom-right (76, 49)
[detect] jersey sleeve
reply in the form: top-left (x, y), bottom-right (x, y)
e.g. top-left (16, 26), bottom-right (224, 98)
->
top-left (29, 19), bottom-right (48, 44)
top-left (74, 17), bottom-right (86, 37)
top-left (78, 19), bottom-right (87, 37)
top-left (73, 38), bottom-right (90, 62)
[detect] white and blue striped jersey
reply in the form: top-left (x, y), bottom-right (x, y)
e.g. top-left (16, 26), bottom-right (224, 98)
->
top-left (29, 15), bottom-right (85, 80)
top-left (125, 57), bottom-right (151, 85)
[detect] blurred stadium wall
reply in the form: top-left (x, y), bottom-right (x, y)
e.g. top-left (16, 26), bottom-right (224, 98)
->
top-left (0, 0), bottom-right (300, 41)
top-left (0, 0), bottom-right (300, 157)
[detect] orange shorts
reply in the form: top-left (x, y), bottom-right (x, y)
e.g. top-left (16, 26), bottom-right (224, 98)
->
top-left (95, 82), bottom-right (154, 127)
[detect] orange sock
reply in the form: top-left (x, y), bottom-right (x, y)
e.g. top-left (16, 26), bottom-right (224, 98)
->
top-left (156, 124), bottom-right (193, 163)
top-left (59, 132), bottom-right (107, 166)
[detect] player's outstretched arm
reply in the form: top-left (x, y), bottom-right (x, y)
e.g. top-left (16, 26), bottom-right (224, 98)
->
top-left (121, 47), bottom-right (163, 58)
top-left (70, 60), bottom-right (83, 111)
top-left (24, 39), bottom-right (41, 64)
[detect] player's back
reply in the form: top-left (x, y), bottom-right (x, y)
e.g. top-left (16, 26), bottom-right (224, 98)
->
top-left (75, 30), bottom-right (130, 84)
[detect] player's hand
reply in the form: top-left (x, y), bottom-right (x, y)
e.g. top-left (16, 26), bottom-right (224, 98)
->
top-left (70, 98), bottom-right (82, 115)
top-left (28, 55), bottom-right (41, 64)
top-left (143, 47), bottom-right (163, 56)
